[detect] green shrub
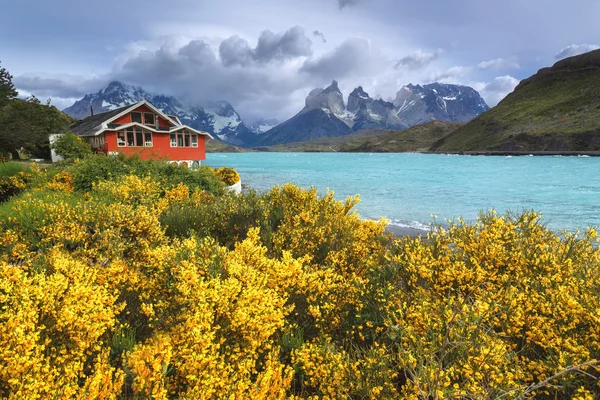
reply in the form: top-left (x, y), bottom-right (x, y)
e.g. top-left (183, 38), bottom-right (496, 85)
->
top-left (61, 153), bottom-right (224, 194)
top-left (51, 132), bottom-right (93, 160)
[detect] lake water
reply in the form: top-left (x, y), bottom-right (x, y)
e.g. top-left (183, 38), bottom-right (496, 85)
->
top-left (205, 153), bottom-right (600, 232)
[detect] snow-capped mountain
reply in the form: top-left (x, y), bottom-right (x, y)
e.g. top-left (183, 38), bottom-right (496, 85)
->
top-left (247, 118), bottom-right (281, 134)
top-left (63, 81), bottom-right (258, 146)
top-left (260, 81), bottom-right (488, 146)
top-left (394, 83), bottom-right (489, 126)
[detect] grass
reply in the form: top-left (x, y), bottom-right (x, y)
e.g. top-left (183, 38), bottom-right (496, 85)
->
top-left (0, 162), bottom-right (29, 178)
top-left (257, 121), bottom-right (461, 152)
top-left (432, 57), bottom-right (600, 152)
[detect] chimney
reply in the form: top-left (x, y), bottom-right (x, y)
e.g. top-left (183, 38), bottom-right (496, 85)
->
top-left (90, 105), bottom-right (94, 116)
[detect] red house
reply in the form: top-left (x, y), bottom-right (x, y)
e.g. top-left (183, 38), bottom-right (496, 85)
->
top-left (67, 100), bottom-right (212, 167)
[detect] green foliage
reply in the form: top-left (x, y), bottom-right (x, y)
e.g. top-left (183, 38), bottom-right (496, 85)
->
top-left (0, 162), bottom-right (33, 202)
top-left (51, 132), bottom-right (93, 160)
top-left (0, 61), bottom-right (17, 107)
top-left (61, 153), bottom-right (224, 194)
top-left (0, 161), bottom-right (28, 179)
top-left (0, 96), bottom-right (74, 159)
top-left (433, 51), bottom-right (600, 152)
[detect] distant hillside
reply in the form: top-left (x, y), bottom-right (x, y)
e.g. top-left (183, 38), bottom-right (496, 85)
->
top-left (431, 49), bottom-right (600, 152)
top-left (206, 139), bottom-right (245, 153)
top-left (258, 121), bottom-right (461, 152)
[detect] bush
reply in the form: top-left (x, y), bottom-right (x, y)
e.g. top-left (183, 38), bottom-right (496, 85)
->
top-left (1, 155), bottom-right (599, 399)
top-left (50, 131), bottom-right (93, 160)
top-left (0, 162), bottom-right (35, 202)
top-left (214, 167), bottom-right (240, 185)
top-left (59, 153), bottom-right (224, 194)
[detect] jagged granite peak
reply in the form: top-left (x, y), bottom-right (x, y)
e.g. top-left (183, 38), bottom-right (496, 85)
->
top-left (261, 81), bottom-right (486, 146)
top-left (347, 86), bottom-right (373, 113)
top-left (63, 81), bottom-right (260, 147)
top-left (303, 80), bottom-right (346, 116)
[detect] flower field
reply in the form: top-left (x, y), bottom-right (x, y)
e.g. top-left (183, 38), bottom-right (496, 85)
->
top-left (0, 155), bottom-right (599, 399)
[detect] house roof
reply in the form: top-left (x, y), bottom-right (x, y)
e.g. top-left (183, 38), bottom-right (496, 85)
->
top-left (68, 101), bottom-right (213, 139)
top-left (69, 105), bottom-right (132, 136)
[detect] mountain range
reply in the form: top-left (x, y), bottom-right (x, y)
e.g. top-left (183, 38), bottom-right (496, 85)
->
top-left (257, 81), bottom-right (488, 145)
top-left (63, 81), bottom-right (257, 146)
top-left (63, 80), bottom-right (489, 147)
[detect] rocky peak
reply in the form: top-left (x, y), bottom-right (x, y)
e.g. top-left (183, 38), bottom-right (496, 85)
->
top-left (303, 80), bottom-right (345, 116)
top-left (322, 80), bottom-right (341, 94)
top-left (347, 86), bottom-right (373, 113)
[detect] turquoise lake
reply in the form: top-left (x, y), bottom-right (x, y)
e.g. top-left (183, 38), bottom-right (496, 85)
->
top-left (205, 153), bottom-right (600, 232)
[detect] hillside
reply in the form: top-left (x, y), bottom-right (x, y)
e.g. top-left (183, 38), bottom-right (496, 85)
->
top-left (431, 49), bottom-right (600, 152)
top-left (258, 121), bottom-right (462, 152)
top-left (206, 139), bottom-right (245, 153)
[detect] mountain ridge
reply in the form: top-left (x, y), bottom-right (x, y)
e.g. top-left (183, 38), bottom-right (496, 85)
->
top-left (431, 49), bottom-right (600, 152)
top-left (63, 81), bottom-right (257, 146)
top-left (260, 81), bottom-right (488, 146)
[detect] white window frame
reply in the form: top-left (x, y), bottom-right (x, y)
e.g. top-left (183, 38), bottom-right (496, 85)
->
top-left (131, 112), bottom-right (142, 124)
top-left (191, 134), bottom-right (198, 148)
top-left (144, 131), bottom-right (153, 147)
top-left (144, 112), bottom-right (155, 126)
top-left (117, 131), bottom-right (126, 147)
top-left (170, 133), bottom-right (177, 147)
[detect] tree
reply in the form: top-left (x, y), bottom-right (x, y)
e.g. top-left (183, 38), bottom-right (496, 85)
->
top-left (0, 97), bottom-right (74, 160)
top-left (51, 132), bottom-right (92, 160)
top-left (0, 61), bottom-right (17, 107)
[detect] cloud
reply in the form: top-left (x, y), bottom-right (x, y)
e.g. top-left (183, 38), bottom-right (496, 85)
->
top-left (477, 58), bottom-right (520, 70)
top-left (338, 0), bottom-right (362, 9)
top-left (479, 75), bottom-right (520, 106)
top-left (426, 66), bottom-right (472, 83)
top-left (12, 74), bottom-right (107, 99)
top-left (300, 38), bottom-right (377, 80)
top-left (313, 30), bottom-right (327, 43)
top-left (395, 49), bottom-right (442, 70)
top-left (554, 44), bottom-right (600, 60)
top-left (219, 26), bottom-right (312, 67)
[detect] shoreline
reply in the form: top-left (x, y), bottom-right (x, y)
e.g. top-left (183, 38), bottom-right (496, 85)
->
top-left (427, 151), bottom-right (600, 157)
top-left (384, 224), bottom-right (428, 238)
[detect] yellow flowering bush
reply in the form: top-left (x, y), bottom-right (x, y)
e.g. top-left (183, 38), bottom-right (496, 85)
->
top-left (213, 166), bottom-right (240, 186)
top-left (0, 156), bottom-right (599, 399)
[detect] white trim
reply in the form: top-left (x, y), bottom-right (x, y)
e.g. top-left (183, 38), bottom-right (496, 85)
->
top-left (102, 100), bottom-right (179, 129)
top-left (170, 124), bottom-right (214, 139)
top-left (87, 121), bottom-right (213, 139)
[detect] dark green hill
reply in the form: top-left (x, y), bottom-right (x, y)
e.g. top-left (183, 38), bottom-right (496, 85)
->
top-left (431, 49), bottom-right (600, 152)
top-left (258, 121), bottom-right (461, 152)
top-left (206, 139), bottom-right (245, 153)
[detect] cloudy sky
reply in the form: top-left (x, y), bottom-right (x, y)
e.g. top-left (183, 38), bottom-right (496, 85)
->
top-left (2, 0), bottom-right (599, 121)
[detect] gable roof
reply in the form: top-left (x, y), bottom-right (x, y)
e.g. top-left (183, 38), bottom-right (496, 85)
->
top-left (68, 100), bottom-right (213, 139)
top-left (69, 104), bottom-right (131, 136)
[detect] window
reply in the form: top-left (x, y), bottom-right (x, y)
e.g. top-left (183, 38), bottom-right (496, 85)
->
top-left (144, 131), bottom-right (153, 147)
top-left (170, 130), bottom-right (199, 148)
top-left (126, 129), bottom-right (135, 146)
top-left (131, 112), bottom-right (142, 123)
top-left (135, 128), bottom-right (143, 148)
top-left (144, 112), bottom-right (155, 125)
top-left (117, 132), bottom-right (126, 147)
